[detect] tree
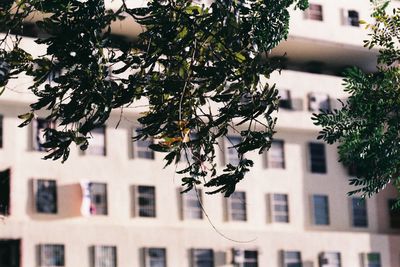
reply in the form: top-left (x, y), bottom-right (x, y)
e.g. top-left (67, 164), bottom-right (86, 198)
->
top-left (313, 1), bottom-right (400, 199)
top-left (0, 0), bottom-right (308, 196)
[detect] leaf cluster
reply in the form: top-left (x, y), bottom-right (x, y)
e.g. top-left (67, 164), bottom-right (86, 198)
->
top-left (1, 0), bottom-right (308, 196)
top-left (313, 1), bottom-right (400, 200)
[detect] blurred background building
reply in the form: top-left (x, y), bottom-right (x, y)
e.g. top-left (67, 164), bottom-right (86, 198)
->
top-left (0, 0), bottom-right (400, 266)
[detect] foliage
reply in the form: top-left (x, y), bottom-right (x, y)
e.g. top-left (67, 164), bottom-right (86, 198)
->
top-left (313, 0), bottom-right (400, 198)
top-left (0, 0), bottom-right (308, 196)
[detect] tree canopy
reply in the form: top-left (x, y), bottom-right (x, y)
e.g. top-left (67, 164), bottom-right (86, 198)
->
top-left (0, 0), bottom-right (308, 196)
top-left (313, 1), bottom-right (400, 199)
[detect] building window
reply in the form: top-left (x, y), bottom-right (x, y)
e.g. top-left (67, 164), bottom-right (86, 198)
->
top-left (319, 252), bottom-right (341, 267)
top-left (83, 183), bottom-right (108, 215)
top-left (144, 248), bottom-right (166, 267)
top-left (244, 250), bottom-right (258, 267)
top-left (34, 179), bottom-right (57, 214)
top-left (388, 199), bottom-right (400, 228)
top-left (0, 240), bottom-right (20, 267)
top-left (270, 193), bottom-right (289, 223)
top-left (91, 246), bottom-right (117, 267)
top-left (228, 191), bottom-right (247, 221)
top-left (309, 143), bottom-right (327, 174)
top-left (133, 129), bottom-right (154, 159)
top-left (265, 140), bottom-right (285, 169)
top-left (0, 169), bottom-right (10, 216)
top-left (278, 89), bottom-right (292, 110)
top-left (305, 4), bottom-right (323, 21)
top-left (135, 186), bottom-right (156, 218)
top-left (0, 115), bottom-right (3, 148)
top-left (33, 118), bottom-right (54, 152)
top-left (225, 136), bottom-right (241, 165)
top-left (39, 244), bottom-right (65, 267)
top-left (363, 253), bottom-right (381, 267)
top-left (282, 251), bottom-right (302, 267)
top-left (308, 93), bottom-right (330, 112)
top-left (191, 249), bottom-right (214, 267)
top-left (312, 195), bottom-right (330, 225)
top-left (232, 249), bottom-right (258, 267)
top-left (86, 126), bottom-right (106, 156)
top-left (182, 188), bottom-right (203, 220)
top-left (344, 10), bottom-right (360, 27)
top-left (351, 197), bottom-right (368, 227)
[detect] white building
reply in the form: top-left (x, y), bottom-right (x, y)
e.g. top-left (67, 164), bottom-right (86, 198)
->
top-left (0, 1), bottom-right (399, 267)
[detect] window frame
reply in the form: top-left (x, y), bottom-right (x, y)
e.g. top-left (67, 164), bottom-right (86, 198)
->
top-left (0, 168), bottom-right (10, 216)
top-left (388, 199), bottom-right (400, 229)
top-left (88, 182), bottom-right (108, 216)
top-left (85, 126), bottom-right (107, 156)
top-left (32, 118), bottom-right (56, 152)
top-left (270, 193), bottom-right (289, 223)
top-left (243, 250), bottom-right (258, 267)
top-left (91, 245), bottom-right (117, 267)
top-left (132, 128), bottom-right (155, 160)
top-left (278, 89), bottom-right (292, 110)
top-left (144, 247), bottom-right (167, 267)
top-left (308, 92), bottom-right (330, 112)
top-left (351, 197), bottom-right (368, 228)
top-left (305, 4), bottom-right (323, 21)
top-left (181, 188), bottom-right (203, 220)
top-left (39, 244), bottom-right (65, 267)
top-left (309, 142), bottom-right (327, 174)
top-left (34, 179), bottom-right (58, 214)
top-left (319, 252), bottom-right (341, 267)
top-left (227, 191), bottom-right (247, 222)
top-left (312, 195), bottom-right (330, 226)
top-left (265, 140), bottom-right (285, 169)
top-left (0, 114), bottom-right (3, 148)
top-left (224, 135), bottom-right (241, 166)
top-left (191, 249), bottom-right (214, 267)
top-left (343, 9), bottom-right (360, 27)
top-left (134, 185), bottom-right (156, 218)
top-left (363, 253), bottom-right (381, 267)
top-left (282, 251), bottom-right (302, 267)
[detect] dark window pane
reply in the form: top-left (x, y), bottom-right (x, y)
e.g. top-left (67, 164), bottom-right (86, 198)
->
top-left (0, 115), bottom-right (3, 148)
top-left (148, 248), bottom-right (166, 267)
top-left (352, 198), bottom-right (368, 227)
top-left (279, 90), bottom-right (292, 109)
top-left (389, 199), bottom-right (400, 228)
top-left (229, 192), bottom-right (247, 221)
top-left (40, 244), bottom-right (65, 266)
top-left (348, 10), bottom-right (359, 26)
top-left (33, 118), bottom-right (53, 152)
top-left (193, 249), bottom-right (214, 267)
top-left (313, 195), bottom-right (329, 225)
top-left (0, 169), bottom-right (10, 216)
top-left (309, 143), bottom-right (327, 174)
top-left (36, 179), bottom-right (57, 214)
top-left (137, 186), bottom-right (156, 218)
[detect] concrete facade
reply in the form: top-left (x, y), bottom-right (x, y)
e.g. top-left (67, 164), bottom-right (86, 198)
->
top-left (0, 1), bottom-right (400, 267)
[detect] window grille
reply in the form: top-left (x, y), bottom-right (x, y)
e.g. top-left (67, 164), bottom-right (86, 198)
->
top-left (228, 191), bottom-right (247, 221)
top-left (136, 186), bottom-right (156, 218)
top-left (39, 244), bottom-right (65, 267)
